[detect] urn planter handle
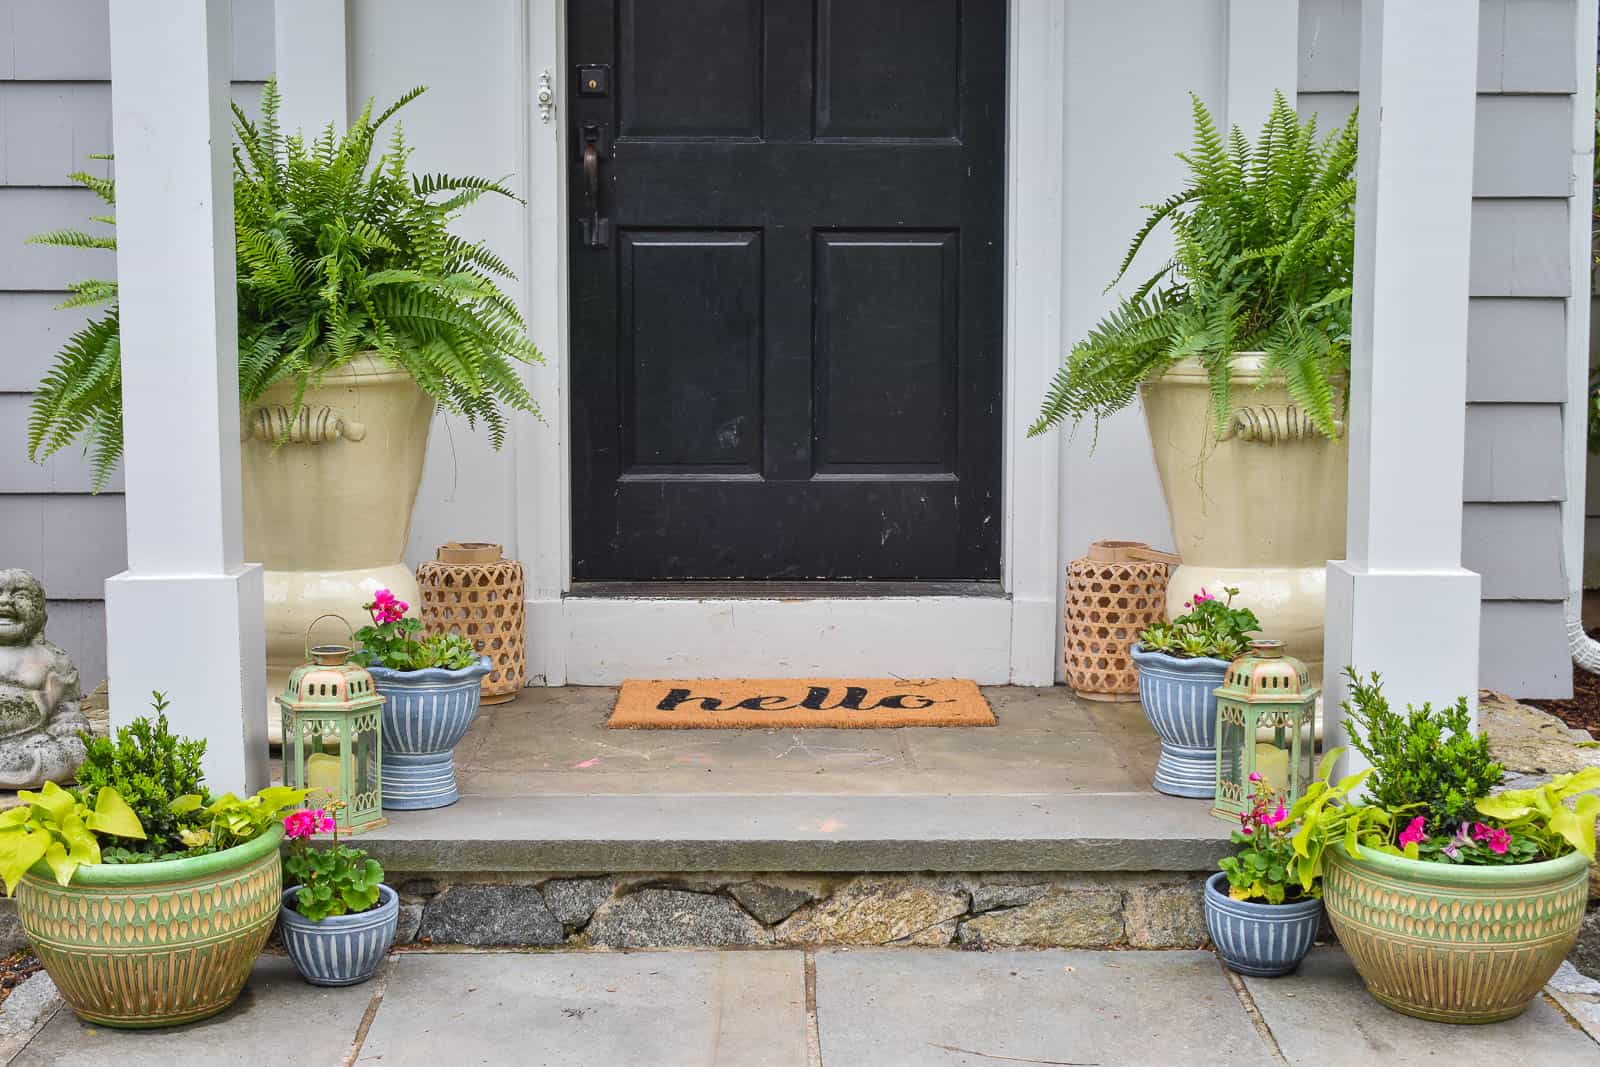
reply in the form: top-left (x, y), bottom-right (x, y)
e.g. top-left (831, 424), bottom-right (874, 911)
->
top-left (1219, 405), bottom-right (1343, 444)
top-left (245, 404), bottom-right (368, 444)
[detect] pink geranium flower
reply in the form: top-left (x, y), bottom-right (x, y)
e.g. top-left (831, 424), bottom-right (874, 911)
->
top-left (283, 810), bottom-right (318, 840)
top-left (1471, 822), bottom-right (1511, 855)
top-left (1262, 803), bottom-right (1288, 827)
top-left (1398, 816), bottom-right (1427, 848)
top-left (1192, 587), bottom-right (1214, 603)
top-left (367, 588), bottom-right (409, 625)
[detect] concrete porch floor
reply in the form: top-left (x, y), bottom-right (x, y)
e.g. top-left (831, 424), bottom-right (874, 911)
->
top-left (357, 686), bottom-right (1233, 875)
top-left (451, 686), bottom-right (1160, 796)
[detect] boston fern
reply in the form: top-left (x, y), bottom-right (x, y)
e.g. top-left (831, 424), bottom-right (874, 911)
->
top-left (26, 81), bottom-right (540, 490)
top-left (1029, 91), bottom-right (1356, 441)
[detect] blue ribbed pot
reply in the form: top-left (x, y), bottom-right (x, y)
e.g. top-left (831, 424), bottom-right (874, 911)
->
top-left (368, 655), bottom-right (491, 809)
top-left (1129, 643), bottom-right (1230, 798)
top-left (1204, 872), bottom-right (1322, 977)
top-left (279, 883), bottom-right (398, 987)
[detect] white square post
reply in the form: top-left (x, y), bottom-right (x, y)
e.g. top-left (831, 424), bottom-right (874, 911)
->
top-left (104, 0), bottom-right (268, 792)
top-left (1324, 0), bottom-right (1483, 771)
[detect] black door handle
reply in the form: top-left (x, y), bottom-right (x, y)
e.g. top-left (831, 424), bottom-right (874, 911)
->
top-left (581, 125), bottom-right (611, 248)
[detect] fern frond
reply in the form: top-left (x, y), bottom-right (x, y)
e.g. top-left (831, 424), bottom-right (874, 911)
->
top-left (24, 77), bottom-right (543, 485)
top-left (1033, 89), bottom-right (1354, 442)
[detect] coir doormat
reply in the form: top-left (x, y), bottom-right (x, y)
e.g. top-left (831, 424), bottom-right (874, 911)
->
top-left (608, 678), bottom-right (996, 729)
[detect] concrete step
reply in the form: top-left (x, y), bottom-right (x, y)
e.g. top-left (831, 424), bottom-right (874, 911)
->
top-left (358, 792), bottom-right (1231, 874)
top-left (347, 792), bottom-right (1234, 952)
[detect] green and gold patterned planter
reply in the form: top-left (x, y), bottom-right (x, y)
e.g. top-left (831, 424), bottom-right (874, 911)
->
top-left (16, 824), bottom-right (283, 1028)
top-left (1324, 843), bottom-right (1589, 1024)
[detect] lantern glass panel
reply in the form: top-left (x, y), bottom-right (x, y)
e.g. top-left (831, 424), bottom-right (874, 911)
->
top-left (1219, 715), bottom-right (1248, 795)
top-left (356, 721), bottom-right (378, 796)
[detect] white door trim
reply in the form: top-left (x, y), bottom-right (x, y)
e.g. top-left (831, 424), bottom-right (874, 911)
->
top-left (515, 0), bottom-right (1064, 685)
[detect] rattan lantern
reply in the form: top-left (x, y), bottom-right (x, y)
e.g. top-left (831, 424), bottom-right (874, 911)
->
top-left (276, 616), bottom-right (387, 834)
top-left (417, 542), bottom-right (526, 704)
top-left (1211, 639), bottom-right (1319, 823)
top-left (1064, 541), bottom-right (1177, 701)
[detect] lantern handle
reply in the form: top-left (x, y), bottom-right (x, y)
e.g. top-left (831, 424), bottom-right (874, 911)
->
top-left (304, 614), bottom-right (356, 662)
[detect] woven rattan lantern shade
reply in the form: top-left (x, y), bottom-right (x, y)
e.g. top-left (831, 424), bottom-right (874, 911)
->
top-left (1065, 541), bottom-right (1176, 701)
top-left (417, 542), bottom-right (526, 704)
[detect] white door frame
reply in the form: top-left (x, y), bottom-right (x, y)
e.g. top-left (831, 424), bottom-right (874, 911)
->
top-left (515, 0), bottom-right (1064, 685)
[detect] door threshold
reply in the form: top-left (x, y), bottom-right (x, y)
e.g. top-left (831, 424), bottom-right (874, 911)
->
top-left (566, 580), bottom-right (1006, 600)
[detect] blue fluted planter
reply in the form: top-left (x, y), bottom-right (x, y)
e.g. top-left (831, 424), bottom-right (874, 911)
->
top-left (1129, 643), bottom-right (1230, 798)
top-left (1204, 872), bottom-right (1322, 977)
top-left (279, 883), bottom-right (398, 987)
top-left (368, 655), bottom-right (491, 809)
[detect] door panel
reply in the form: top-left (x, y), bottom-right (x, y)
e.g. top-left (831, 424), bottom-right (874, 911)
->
top-left (620, 231), bottom-right (763, 473)
top-left (816, 0), bottom-right (962, 139)
top-left (619, 0), bottom-right (764, 138)
top-left (813, 232), bottom-right (958, 473)
top-left (570, 0), bottom-right (1005, 581)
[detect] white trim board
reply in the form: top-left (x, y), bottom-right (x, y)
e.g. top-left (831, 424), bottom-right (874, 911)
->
top-left (515, 1), bottom-right (1064, 685)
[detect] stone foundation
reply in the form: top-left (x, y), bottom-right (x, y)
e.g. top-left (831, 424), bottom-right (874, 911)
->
top-left (384, 871), bottom-right (1211, 950)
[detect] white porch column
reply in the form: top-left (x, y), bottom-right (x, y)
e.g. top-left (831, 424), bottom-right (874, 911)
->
top-left (273, 0), bottom-right (350, 135)
top-left (1224, 0), bottom-right (1298, 129)
top-left (104, 0), bottom-right (267, 791)
top-left (1324, 0), bottom-right (1482, 771)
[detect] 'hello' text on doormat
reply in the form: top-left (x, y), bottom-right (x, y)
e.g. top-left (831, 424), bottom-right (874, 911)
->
top-left (607, 678), bottom-right (996, 729)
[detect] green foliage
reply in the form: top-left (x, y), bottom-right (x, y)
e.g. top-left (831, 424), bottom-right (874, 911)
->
top-left (1476, 768), bottom-right (1600, 862)
top-left (1030, 91), bottom-right (1356, 442)
top-left (1406, 820), bottom-right (1540, 866)
top-left (354, 618), bottom-right (479, 672)
top-left (1340, 669), bottom-right (1503, 831)
top-left (0, 781), bottom-right (144, 895)
top-left (1138, 586), bottom-right (1259, 661)
top-left (285, 836), bottom-right (385, 923)
top-left (1287, 748), bottom-right (1392, 892)
top-left (169, 787), bottom-right (309, 853)
top-left (26, 82), bottom-right (541, 492)
top-left (1218, 777), bottom-right (1314, 904)
top-left (74, 692), bottom-right (207, 856)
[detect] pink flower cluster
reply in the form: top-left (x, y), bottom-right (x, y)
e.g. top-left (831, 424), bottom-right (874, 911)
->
top-left (368, 588), bottom-right (409, 626)
top-left (1237, 772), bottom-right (1288, 837)
top-left (284, 808), bottom-right (336, 840)
top-left (1400, 816), bottom-right (1512, 858)
top-left (1445, 821), bottom-right (1509, 858)
top-left (1182, 587), bottom-right (1215, 610)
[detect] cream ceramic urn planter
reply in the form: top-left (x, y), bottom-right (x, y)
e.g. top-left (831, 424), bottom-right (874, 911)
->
top-left (1141, 355), bottom-right (1347, 681)
top-left (242, 355), bottom-right (433, 733)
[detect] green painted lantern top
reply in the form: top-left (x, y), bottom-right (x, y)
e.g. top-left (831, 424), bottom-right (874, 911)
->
top-left (276, 643), bottom-right (384, 713)
top-left (1216, 640), bottom-right (1319, 704)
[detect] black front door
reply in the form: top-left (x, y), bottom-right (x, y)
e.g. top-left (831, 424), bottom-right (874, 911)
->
top-left (569, 1), bottom-right (1005, 581)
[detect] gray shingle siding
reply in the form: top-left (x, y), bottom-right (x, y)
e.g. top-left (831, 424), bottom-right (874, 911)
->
top-left (1299, 0), bottom-right (1585, 698)
top-left (0, 0), bottom-right (272, 690)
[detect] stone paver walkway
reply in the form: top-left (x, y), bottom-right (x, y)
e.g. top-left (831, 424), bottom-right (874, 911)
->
top-left (7, 946), bottom-right (1599, 1066)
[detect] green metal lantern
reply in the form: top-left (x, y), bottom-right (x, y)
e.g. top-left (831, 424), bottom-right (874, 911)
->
top-left (1212, 639), bottom-right (1319, 823)
top-left (277, 615), bottom-right (387, 834)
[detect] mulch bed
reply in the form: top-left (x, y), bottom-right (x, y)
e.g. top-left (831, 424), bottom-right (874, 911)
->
top-left (1525, 630), bottom-right (1600, 739)
top-left (0, 952), bottom-right (41, 1009)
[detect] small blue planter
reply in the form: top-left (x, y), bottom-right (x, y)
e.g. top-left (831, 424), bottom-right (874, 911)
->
top-left (1129, 643), bottom-right (1230, 798)
top-left (280, 883), bottom-right (399, 987)
top-left (368, 655), bottom-right (491, 809)
top-left (1203, 872), bottom-right (1322, 977)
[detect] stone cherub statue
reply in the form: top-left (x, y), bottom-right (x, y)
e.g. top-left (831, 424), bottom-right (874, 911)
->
top-left (0, 569), bottom-right (88, 788)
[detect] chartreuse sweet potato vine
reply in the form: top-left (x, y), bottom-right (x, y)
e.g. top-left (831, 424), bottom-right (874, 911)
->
top-left (0, 781), bottom-right (144, 894)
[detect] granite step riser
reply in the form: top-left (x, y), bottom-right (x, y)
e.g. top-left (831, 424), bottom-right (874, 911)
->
top-left (359, 870), bottom-right (1235, 951)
